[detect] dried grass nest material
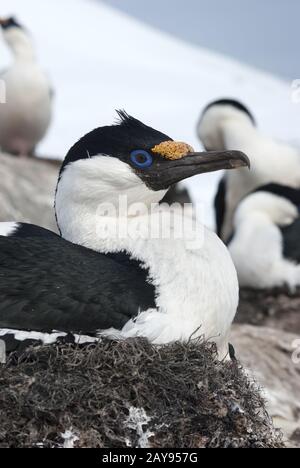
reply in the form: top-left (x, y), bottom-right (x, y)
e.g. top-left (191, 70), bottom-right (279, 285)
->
top-left (0, 338), bottom-right (283, 448)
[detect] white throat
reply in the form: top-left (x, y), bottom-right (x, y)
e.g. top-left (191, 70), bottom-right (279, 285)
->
top-left (55, 155), bottom-right (167, 241)
top-left (4, 27), bottom-right (36, 62)
top-left (220, 118), bottom-right (258, 152)
top-left (198, 105), bottom-right (254, 152)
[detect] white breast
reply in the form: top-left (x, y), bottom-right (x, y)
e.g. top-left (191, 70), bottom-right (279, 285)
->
top-left (67, 208), bottom-right (239, 359)
top-left (0, 63), bottom-right (52, 154)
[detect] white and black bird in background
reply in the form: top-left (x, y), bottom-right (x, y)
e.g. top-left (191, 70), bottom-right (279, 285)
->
top-left (0, 16), bottom-right (52, 156)
top-left (229, 183), bottom-right (300, 291)
top-left (0, 112), bottom-right (249, 359)
top-left (197, 99), bottom-right (300, 242)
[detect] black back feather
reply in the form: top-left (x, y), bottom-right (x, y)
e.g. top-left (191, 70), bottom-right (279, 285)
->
top-left (0, 234), bottom-right (156, 333)
top-left (281, 219), bottom-right (300, 264)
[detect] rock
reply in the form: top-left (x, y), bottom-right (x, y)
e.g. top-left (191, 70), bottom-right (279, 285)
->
top-left (236, 287), bottom-right (300, 335)
top-left (290, 428), bottom-right (300, 448)
top-left (0, 340), bottom-right (5, 364)
top-left (231, 324), bottom-right (300, 447)
top-left (0, 152), bottom-right (60, 232)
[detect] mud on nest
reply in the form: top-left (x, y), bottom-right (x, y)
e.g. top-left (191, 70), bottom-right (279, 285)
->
top-left (0, 338), bottom-right (283, 448)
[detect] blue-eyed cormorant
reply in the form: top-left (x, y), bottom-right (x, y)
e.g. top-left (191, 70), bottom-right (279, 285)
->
top-left (0, 112), bottom-right (249, 359)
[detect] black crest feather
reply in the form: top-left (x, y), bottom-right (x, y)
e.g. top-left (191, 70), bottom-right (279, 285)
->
top-left (59, 111), bottom-right (171, 176)
top-left (116, 109), bottom-right (132, 125)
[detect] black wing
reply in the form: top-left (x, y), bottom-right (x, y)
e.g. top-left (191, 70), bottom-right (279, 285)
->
top-left (0, 235), bottom-right (156, 334)
top-left (214, 176), bottom-right (227, 238)
top-left (281, 218), bottom-right (300, 264)
top-left (3, 223), bottom-right (59, 239)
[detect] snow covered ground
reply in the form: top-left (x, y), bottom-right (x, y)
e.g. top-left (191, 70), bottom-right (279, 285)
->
top-left (0, 0), bottom-right (299, 228)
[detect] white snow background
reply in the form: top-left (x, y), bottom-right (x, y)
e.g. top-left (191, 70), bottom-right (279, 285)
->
top-left (0, 0), bottom-right (299, 228)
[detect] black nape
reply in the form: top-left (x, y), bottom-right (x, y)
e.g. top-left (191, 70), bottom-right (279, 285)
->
top-left (203, 99), bottom-right (256, 126)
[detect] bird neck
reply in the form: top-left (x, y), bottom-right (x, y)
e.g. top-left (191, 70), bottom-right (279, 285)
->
top-left (4, 28), bottom-right (36, 63)
top-left (55, 155), bottom-right (170, 250)
top-left (55, 162), bottom-right (168, 249)
top-left (56, 191), bottom-right (170, 250)
top-left (220, 118), bottom-right (259, 152)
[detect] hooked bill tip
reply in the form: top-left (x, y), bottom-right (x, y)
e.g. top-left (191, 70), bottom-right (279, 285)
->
top-left (229, 151), bottom-right (251, 170)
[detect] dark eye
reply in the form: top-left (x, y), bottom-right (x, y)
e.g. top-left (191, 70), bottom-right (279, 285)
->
top-left (130, 150), bottom-right (153, 169)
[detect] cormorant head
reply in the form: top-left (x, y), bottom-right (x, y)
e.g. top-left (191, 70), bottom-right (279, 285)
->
top-left (55, 112), bottom-right (249, 232)
top-left (0, 16), bottom-right (23, 31)
top-left (197, 99), bottom-right (256, 151)
top-left (0, 16), bottom-right (32, 56)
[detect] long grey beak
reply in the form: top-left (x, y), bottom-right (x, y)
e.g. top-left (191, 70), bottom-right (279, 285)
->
top-left (146, 150), bottom-right (250, 190)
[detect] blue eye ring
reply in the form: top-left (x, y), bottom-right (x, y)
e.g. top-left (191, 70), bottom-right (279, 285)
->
top-left (130, 150), bottom-right (153, 169)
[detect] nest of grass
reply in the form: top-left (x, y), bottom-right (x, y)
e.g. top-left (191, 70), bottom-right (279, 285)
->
top-left (237, 287), bottom-right (300, 335)
top-left (0, 338), bottom-right (283, 448)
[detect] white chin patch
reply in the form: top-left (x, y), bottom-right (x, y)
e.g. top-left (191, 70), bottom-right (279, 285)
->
top-left (0, 222), bottom-right (18, 237)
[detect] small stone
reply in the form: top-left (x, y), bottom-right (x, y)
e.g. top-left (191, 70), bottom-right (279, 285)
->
top-left (0, 340), bottom-right (6, 364)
